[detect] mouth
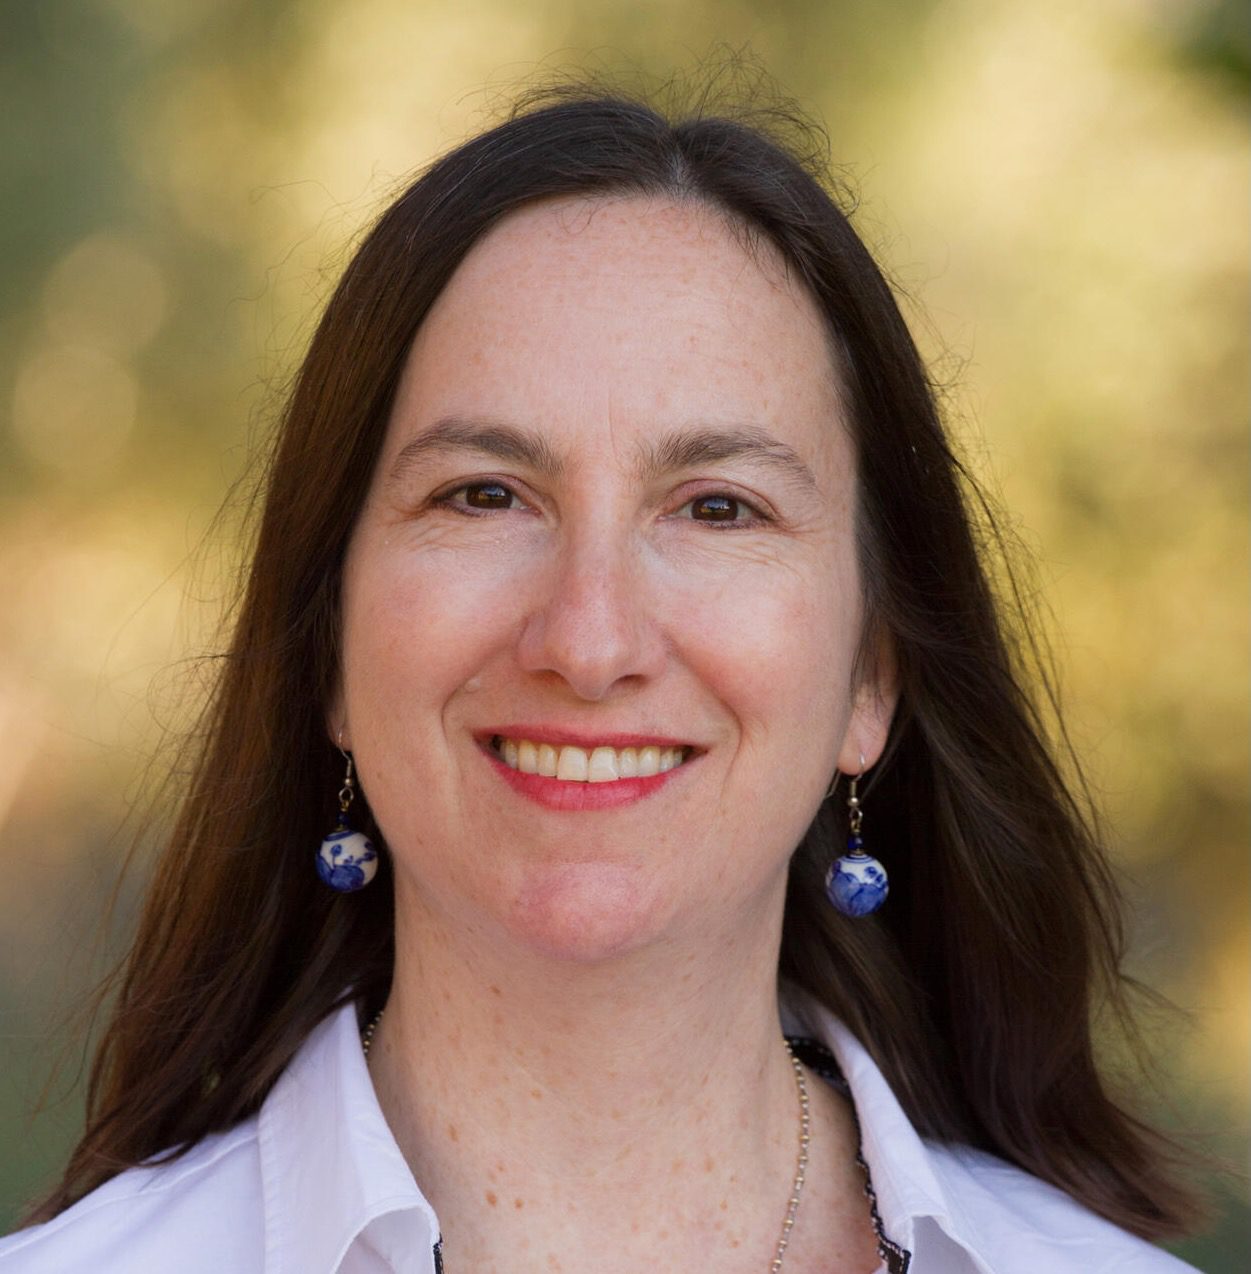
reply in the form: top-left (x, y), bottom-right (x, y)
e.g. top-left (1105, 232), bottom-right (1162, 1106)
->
top-left (487, 734), bottom-right (695, 784)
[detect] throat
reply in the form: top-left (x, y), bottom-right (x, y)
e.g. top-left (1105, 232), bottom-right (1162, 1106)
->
top-left (365, 996), bottom-right (878, 1274)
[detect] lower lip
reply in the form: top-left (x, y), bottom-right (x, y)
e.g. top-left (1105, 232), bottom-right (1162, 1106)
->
top-left (481, 745), bottom-right (694, 811)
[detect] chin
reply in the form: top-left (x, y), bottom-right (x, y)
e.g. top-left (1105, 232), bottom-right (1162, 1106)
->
top-left (502, 862), bottom-right (671, 964)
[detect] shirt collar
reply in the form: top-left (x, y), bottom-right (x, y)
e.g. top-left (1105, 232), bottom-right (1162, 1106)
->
top-left (780, 981), bottom-right (983, 1269)
top-left (261, 990), bottom-right (988, 1274)
top-left (258, 1001), bottom-right (441, 1274)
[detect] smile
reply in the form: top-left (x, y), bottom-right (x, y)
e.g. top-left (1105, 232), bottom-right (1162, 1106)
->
top-left (490, 735), bottom-right (693, 783)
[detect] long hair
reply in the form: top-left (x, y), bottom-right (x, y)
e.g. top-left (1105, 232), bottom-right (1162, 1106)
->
top-left (29, 81), bottom-right (1200, 1236)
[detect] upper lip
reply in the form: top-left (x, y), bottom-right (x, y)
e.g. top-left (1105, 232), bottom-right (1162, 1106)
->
top-left (478, 724), bottom-right (698, 750)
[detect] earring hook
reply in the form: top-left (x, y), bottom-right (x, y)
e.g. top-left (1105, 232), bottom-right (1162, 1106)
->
top-left (336, 728), bottom-right (355, 813)
top-left (824, 751), bottom-right (869, 802)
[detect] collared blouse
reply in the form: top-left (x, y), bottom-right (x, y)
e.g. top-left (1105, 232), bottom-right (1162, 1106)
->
top-left (0, 987), bottom-right (1199, 1273)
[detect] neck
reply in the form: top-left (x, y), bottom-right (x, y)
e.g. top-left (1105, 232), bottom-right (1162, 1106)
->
top-left (366, 876), bottom-right (836, 1273)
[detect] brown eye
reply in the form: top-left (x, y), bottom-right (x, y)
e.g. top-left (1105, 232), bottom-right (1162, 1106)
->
top-left (689, 494), bottom-right (741, 522)
top-left (462, 483), bottom-right (514, 509)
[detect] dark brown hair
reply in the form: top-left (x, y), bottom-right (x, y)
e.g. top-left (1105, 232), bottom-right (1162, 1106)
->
top-left (29, 79), bottom-right (1201, 1236)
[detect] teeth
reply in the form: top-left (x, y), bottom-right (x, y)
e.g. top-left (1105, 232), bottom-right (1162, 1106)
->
top-left (555, 747), bottom-right (588, 781)
top-left (494, 737), bottom-right (690, 783)
top-left (588, 747), bottom-right (619, 783)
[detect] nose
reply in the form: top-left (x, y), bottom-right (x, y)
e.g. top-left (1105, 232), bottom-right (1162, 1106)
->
top-left (515, 533), bottom-right (666, 702)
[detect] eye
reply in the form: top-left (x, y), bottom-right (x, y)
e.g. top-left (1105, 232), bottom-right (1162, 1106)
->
top-left (677, 493), bottom-right (766, 527)
top-left (438, 481), bottom-right (524, 513)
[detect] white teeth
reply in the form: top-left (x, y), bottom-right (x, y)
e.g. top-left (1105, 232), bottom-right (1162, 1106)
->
top-left (588, 747), bottom-right (620, 783)
top-left (494, 737), bottom-right (688, 783)
top-left (555, 746), bottom-right (589, 781)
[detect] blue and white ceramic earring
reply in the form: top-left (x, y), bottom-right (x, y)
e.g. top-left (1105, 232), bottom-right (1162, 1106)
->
top-left (316, 738), bottom-right (378, 893)
top-left (824, 759), bottom-right (889, 917)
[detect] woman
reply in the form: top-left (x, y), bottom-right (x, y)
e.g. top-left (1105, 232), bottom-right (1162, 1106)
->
top-left (0, 84), bottom-right (1204, 1272)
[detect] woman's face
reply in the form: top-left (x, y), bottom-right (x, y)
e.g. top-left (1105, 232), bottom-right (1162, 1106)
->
top-left (334, 195), bottom-right (895, 963)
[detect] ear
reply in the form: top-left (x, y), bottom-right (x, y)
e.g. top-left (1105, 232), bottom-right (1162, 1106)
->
top-left (836, 627), bottom-right (898, 775)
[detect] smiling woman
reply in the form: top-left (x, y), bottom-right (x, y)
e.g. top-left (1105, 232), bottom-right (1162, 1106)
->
top-left (0, 82), bottom-right (1205, 1273)
top-left (334, 194), bottom-right (878, 969)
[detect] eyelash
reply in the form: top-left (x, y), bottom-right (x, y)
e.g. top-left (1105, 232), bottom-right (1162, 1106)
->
top-left (432, 482), bottom-right (771, 528)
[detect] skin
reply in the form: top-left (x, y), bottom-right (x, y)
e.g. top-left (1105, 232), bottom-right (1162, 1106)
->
top-left (330, 194), bottom-right (896, 1273)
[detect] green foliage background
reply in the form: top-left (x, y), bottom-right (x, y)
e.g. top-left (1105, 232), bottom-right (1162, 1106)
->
top-left (1, 0), bottom-right (1246, 1265)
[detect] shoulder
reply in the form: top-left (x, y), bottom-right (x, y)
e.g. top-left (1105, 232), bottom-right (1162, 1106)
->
top-left (925, 1141), bottom-right (1200, 1273)
top-left (0, 1119), bottom-right (264, 1274)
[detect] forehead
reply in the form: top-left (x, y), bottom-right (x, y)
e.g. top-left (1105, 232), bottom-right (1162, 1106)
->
top-left (389, 194), bottom-right (845, 468)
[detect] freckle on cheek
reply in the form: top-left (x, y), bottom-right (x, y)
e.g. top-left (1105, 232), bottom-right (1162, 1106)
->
top-left (486, 1190), bottom-right (498, 1206)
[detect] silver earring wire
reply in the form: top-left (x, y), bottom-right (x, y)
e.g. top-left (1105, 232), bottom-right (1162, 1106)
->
top-left (824, 751), bottom-right (868, 801)
top-left (847, 753), bottom-right (867, 837)
top-left (336, 729), bottom-right (355, 814)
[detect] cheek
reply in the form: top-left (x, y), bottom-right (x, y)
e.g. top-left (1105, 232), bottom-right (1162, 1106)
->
top-left (343, 537), bottom-right (528, 704)
top-left (679, 561), bottom-right (855, 747)
top-left (675, 557), bottom-right (857, 858)
top-left (338, 537), bottom-right (538, 822)
top-left (693, 563), bottom-right (861, 840)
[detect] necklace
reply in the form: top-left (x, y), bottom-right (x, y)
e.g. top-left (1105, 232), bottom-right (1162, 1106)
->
top-left (361, 1008), bottom-right (811, 1272)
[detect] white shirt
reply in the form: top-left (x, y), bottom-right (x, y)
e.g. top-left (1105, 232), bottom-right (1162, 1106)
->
top-left (0, 986), bottom-right (1200, 1273)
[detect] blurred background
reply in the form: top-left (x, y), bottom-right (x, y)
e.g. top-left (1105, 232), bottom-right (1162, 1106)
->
top-left (0, 0), bottom-right (1246, 1264)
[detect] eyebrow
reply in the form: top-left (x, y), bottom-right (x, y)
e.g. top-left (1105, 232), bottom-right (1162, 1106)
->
top-left (385, 415), bottom-right (820, 495)
top-left (636, 425), bottom-right (820, 494)
top-left (386, 417), bottom-right (566, 488)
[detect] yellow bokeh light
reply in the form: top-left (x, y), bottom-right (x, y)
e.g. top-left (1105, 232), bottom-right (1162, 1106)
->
top-left (11, 344), bottom-right (138, 476)
top-left (41, 231), bottom-right (168, 357)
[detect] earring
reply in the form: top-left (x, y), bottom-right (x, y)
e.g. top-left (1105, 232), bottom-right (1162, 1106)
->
top-left (824, 758), bottom-right (888, 917)
top-left (316, 737), bottom-right (379, 892)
